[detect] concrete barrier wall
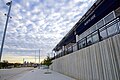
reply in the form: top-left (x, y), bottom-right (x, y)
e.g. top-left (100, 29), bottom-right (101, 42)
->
top-left (50, 34), bottom-right (120, 80)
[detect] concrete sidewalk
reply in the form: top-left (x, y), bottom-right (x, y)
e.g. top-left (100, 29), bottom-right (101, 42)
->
top-left (17, 69), bottom-right (75, 80)
top-left (0, 68), bottom-right (33, 80)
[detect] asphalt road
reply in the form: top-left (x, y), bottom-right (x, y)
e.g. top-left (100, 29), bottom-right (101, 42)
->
top-left (0, 68), bottom-right (33, 80)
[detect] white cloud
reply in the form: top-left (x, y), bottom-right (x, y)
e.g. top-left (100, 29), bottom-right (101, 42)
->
top-left (0, 0), bottom-right (96, 62)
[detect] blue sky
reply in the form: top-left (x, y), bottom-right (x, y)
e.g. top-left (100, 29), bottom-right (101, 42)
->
top-left (0, 0), bottom-right (96, 63)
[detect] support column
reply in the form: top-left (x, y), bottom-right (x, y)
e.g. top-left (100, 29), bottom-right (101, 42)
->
top-left (76, 35), bottom-right (79, 42)
top-left (62, 46), bottom-right (65, 56)
top-left (76, 34), bottom-right (79, 50)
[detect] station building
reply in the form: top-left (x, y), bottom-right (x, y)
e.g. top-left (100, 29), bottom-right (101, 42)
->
top-left (51, 0), bottom-right (120, 80)
top-left (53, 0), bottom-right (120, 58)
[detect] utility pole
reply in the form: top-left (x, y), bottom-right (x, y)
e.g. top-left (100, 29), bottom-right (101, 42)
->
top-left (35, 51), bottom-right (36, 63)
top-left (38, 49), bottom-right (40, 69)
top-left (23, 58), bottom-right (25, 63)
top-left (23, 58), bottom-right (25, 67)
top-left (0, 1), bottom-right (12, 61)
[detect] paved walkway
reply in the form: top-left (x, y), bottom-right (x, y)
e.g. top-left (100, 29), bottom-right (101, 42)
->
top-left (0, 68), bottom-right (33, 80)
top-left (17, 69), bottom-right (75, 80)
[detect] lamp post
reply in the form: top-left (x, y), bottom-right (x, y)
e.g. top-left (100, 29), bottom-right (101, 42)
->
top-left (0, 1), bottom-right (12, 61)
top-left (38, 49), bottom-right (40, 69)
top-left (35, 51), bottom-right (36, 63)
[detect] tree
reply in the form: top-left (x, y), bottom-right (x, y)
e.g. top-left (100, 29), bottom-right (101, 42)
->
top-left (42, 56), bottom-right (52, 68)
top-left (2, 60), bottom-right (8, 68)
top-left (42, 56), bottom-right (52, 74)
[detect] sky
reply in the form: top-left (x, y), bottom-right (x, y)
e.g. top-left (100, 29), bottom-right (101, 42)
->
top-left (0, 0), bottom-right (96, 63)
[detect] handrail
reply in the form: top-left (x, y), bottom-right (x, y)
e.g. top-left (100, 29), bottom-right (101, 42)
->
top-left (52, 16), bottom-right (120, 60)
top-left (78, 16), bottom-right (120, 43)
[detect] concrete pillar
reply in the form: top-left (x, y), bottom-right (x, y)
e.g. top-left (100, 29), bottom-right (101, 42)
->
top-left (76, 35), bottom-right (79, 42)
top-left (62, 46), bottom-right (65, 56)
top-left (74, 31), bottom-right (79, 42)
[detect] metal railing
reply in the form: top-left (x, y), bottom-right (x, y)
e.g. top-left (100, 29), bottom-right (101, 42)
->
top-left (51, 16), bottom-right (120, 60)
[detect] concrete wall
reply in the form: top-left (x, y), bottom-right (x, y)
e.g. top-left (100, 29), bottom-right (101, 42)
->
top-left (50, 34), bottom-right (120, 80)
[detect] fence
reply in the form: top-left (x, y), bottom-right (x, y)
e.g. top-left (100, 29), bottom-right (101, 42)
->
top-left (52, 16), bottom-right (120, 59)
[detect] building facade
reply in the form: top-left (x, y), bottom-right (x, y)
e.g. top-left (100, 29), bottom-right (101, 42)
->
top-left (50, 0), bottom-right (120, 80)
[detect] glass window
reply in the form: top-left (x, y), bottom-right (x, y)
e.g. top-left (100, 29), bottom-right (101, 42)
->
top-left (79, 33), bottom-right (84, 40)
top-left (119, 22), bottom-right (120, 30)
top-left (88, 29), bottom-right (91, 35)
top-left (104, 12), bottom-right (115, 24)
top-left (87, 35), bottom-right (92, 45)
top-left (90, 24), bottom-right (97, 33)
top-left (79, 29), bottom-right (90, 40)
top-left (100, 27), bottom-right (108, 39)
top-left (92, 32), bottom-right (99, 43)
top-left (68, 47), bottom-right (72, 53)
top-left (82, 41), bottom-right (86, 47)
top-left (78, 38), bottom-right (86, 49)
top-left (84, 31), bottom-right (88, 37)
top-left (78, 42), bottom-right (82, 49)
top-left (73, 44), bottom-right (77, 51)
top-left (81, 32), bottom-right (85, 39)
top-left (78, 35), bottom-right (81, 40)
top-left (81, 38), bottom-right (86, 48)
top-left (67, 48), bottom-right (70, 53)
top-left (107, 23), bottom-right (118, 36)
top-left (58, 49), bottom-right (62, 54)
top-left (86, 29), bottom-right (91, 36)
top-left (97, 19), bottom-right (104, 29)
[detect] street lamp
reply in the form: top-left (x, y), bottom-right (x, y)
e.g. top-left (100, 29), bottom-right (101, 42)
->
top-left (0, 1), bottom-right (12, 61)
top-left (38, 49), bottom-right (40, 69)
top-left (35, 51), bottom-right (36, 63)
